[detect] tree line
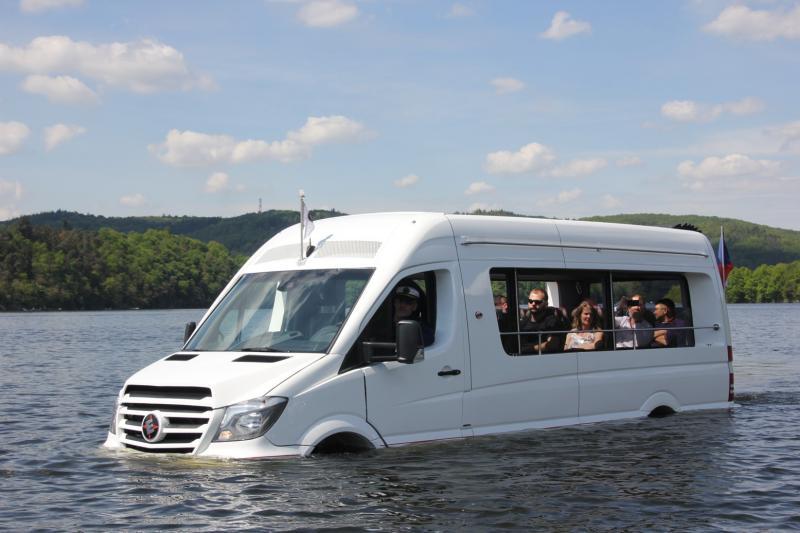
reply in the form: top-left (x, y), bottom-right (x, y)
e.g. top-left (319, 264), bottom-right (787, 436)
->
top-left (1, 217), bottom-right (798, 310)
top-left (0, 219), bottom-right (245, 311)
top-left (8, 209), bottom-right (800, 268)
top-left (725, 262), bottom-right (800, 303)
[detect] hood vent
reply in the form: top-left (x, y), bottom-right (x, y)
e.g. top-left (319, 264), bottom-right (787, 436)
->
top-left (166, 353), bottom-right (198, 361)
top-left (234, 354), bottom-right (289, 363)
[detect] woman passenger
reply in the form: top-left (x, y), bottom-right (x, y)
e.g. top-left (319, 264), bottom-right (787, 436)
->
top-left (564, 301), bottom-right (604, 351)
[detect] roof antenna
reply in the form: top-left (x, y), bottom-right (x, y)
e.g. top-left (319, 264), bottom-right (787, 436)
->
top-left (299, 190), bottom-right (315, 259)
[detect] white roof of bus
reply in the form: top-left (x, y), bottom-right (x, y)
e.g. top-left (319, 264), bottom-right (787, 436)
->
top-left (246, 212), bottom-right (712, 269)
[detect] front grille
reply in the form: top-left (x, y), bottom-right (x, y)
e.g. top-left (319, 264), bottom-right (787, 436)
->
top-left (118, 384), bottom-right (215, 454)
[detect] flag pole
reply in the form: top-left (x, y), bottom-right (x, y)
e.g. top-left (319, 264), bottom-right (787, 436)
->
top-left (299, 189), bottom-right (305, 260)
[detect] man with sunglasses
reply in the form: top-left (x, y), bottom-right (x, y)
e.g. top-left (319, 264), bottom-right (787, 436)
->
top-left (613, 294), bottom-right (653, 349)
top-left (518, 288), bottom-right (568, 355)
top-left (393, 283), bottom-right (435, 346)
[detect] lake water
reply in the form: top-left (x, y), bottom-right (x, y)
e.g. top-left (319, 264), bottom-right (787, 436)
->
top-left (1, 304), bottom-right (799, 530)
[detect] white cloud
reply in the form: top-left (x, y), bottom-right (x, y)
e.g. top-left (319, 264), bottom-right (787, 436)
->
top-left (119, 193), bottom-right (145, 207)
top-left (0, 206), bottom-right (21, 220)
top-left (485, 142), bottom-right (556, 175)
top-left (677, 154), bottom-right (781, 189)
top-left (297, 0), bottom-right (358, 27)
top-left (464, 181), bottom-right (495, 195)
top-left (21, 74), bottom-right (98, 104)
top-left (540, 11), bottom-right (591, 41)
top-left (150, 115), bottom-right (367, 167)
top-left (152, 130), bottom-right (237, 167)
top-left (205, 172), bottom-right (230, 193)
top-left (394, 174), bottom-right (419, 188)
top-left (661, 97), bottom-right (765, 123)
top-left (653, 121), bottom-right (796, 158)
top-left (704, 4), bottom-right (800, 41)
top-left (537, 188), bottom-right (583, 207)
top-left (0, 121), bottom-right (31, 155)
top-left (287, 115), bottom-right (367, 144)
top-left (0, 179), bottom-right (24, 201)
top-left (0, 179), bottom-right (23, 221)
top-left (44, 123), bottom-right (86, 151)
top-left (616, 156), bottom-right (642, 167)
top-left (661, 100), bottom-right (705, 122)
top-left (725, 96), bottom-right (765, 115)
top-left (467, 202), bottom-right (499, 212)
top-left (771, 120), bottom-right (800, 154)
top-left (447, 3), bottom-right (475, 18)
top-left (20, 0), bottom-right (83, 13)
top-left (601, 194), bottom-right (622, 209)
top-left (491, 77), bottom-right (525, 95)
top-left (550, 158), bottom-right (607, 178)
top-left (0, 35), bottom-right (213, 94)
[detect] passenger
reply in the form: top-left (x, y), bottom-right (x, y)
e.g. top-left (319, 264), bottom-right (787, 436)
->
top-left (614, 294), bottom-right (653, 348)
top-left (651, 298), bottom-right (689, 347)
top-left (519, 288), bottom-right (568, 354)
top-left (564, 301), bottom-right (604, 351)
top-left (494, 294), bottom-right (509, 319)
top-left (393, 283), bottom-right (435, 346)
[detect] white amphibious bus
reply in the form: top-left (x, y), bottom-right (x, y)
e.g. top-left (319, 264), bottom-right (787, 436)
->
top-left (104, 213), bottom-right (734, 458)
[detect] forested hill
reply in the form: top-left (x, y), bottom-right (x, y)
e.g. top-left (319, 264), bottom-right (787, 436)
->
top-left (5, 209), bottom-right (800, 269)
top-left (2, 209), bottom-right (800, 308)
top-left (0, 209), bottom-right (344, 257)
top-left (581, 214), bottom-right (800, 269)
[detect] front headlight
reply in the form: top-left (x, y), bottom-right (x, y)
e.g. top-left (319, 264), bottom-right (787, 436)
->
top-left (109, 395), bottom-right (120, 434)
top-left (213, 396), bottom-right (288, 442)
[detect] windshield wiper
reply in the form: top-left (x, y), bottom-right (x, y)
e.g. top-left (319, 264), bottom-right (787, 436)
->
top-left (239, 346), bottom-right (289, 353)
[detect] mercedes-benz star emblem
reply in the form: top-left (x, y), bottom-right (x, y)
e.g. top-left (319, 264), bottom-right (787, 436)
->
top-left (141, 411), bottom-right (166, 443)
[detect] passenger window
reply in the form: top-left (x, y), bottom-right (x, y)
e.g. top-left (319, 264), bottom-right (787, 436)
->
top-left (611, 275), bottom-right (694, 349)
top-left (490, 269), bottom-right (518, 354)
top-left (490, 269), bottom-right (608, 356)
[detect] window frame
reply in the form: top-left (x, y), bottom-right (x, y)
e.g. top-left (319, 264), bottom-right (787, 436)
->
top-left (490, 267), bottom-right (695, 356)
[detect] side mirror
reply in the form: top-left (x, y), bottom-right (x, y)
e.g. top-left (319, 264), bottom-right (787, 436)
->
top-left (396, 320), bottom-right (424, 364)
top-left (184, 321), bottom-right (197, 343)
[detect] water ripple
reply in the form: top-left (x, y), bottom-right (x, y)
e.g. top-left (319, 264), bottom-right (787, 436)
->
top-left (0, 306), bottom-right (799, 530)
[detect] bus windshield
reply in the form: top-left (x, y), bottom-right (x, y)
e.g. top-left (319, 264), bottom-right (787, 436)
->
top-left (186, 269), bottom-right (374, 353)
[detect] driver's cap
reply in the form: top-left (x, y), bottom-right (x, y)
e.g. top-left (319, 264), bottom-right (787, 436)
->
top-left (395, 285), bottom-right (421, 299)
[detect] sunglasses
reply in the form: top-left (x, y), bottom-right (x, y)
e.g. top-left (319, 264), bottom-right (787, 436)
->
top-left (528, 299), bottom-right (545, 305)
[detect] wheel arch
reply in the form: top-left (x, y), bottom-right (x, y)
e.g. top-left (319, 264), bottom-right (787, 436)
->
top-left (298, 414), bottom-right (384, 457)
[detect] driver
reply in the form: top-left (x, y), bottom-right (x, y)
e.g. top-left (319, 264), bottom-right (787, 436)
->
top-left (393, 283), bottom-right (435, 346)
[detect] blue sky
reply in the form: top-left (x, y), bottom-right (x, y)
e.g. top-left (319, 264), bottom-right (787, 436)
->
top-left (1, 0), bottom-right (799, 229)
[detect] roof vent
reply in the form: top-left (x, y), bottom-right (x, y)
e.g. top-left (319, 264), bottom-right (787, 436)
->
top-left (258, 244), bottom-right (298, 263)
top-left (314, 240), bottom-right (381, 258)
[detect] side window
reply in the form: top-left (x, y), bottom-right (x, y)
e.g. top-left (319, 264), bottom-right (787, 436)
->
top-left (611, 274), bottom-right (694, 349)
top-left (490, 269), bottom-right (608, 356)
top-left (491, 269), bottom-right (518, 354)
top-left (341, 271), bottom-right (437, 372)
top-left (345, 278), bottom-right (368, 313)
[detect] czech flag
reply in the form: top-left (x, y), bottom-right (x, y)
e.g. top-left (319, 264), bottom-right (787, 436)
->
top-left (717, 226), bottom-right (733, 288)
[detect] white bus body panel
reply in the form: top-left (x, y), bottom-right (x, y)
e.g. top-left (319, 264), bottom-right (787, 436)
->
top-left (106, 212), bottom-right (733, 459)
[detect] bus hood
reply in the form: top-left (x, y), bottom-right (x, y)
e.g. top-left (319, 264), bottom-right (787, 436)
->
top-left (123, 352), bottom-right (324, 409)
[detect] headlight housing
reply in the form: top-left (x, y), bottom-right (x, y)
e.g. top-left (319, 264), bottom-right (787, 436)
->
top-left (213, 396), bottom-right (288, 442)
